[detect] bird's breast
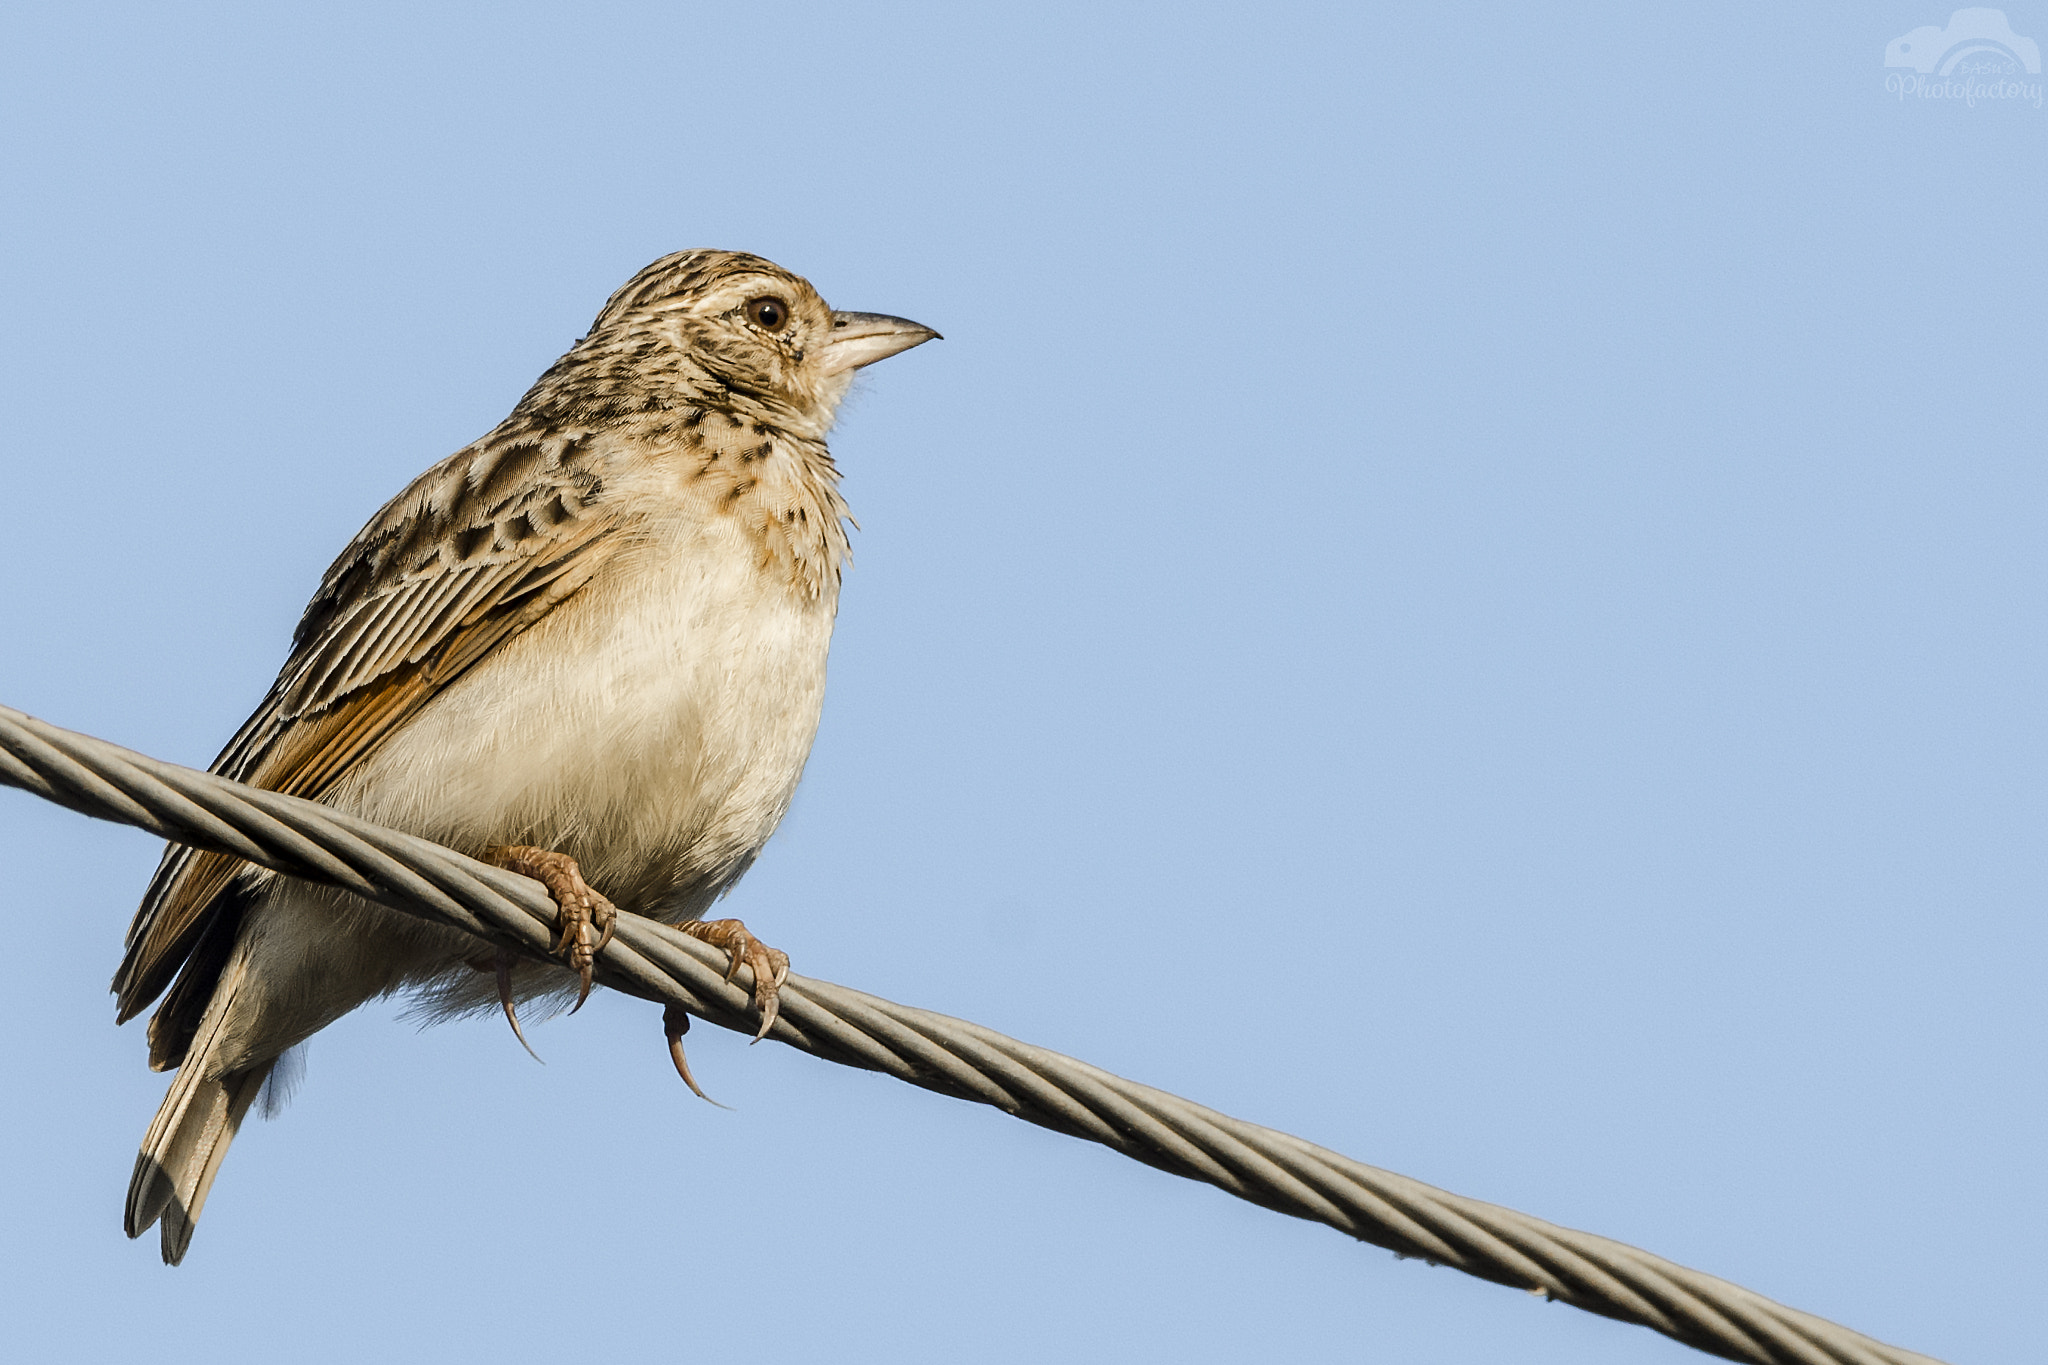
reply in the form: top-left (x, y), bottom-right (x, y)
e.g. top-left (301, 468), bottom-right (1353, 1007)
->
top-left (334, 509), bottom-right (839, 918)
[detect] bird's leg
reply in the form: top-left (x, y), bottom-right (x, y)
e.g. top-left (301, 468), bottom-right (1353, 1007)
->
top-left (679, 918), bottom-right (790, 1041)
top-left (463, 948), bottom-right (543, 1062)
top-left (479, 845), bottom-right (617, 1010)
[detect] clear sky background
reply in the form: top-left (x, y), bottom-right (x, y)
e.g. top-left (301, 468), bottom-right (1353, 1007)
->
top-left (0, 4), bottom-right (2040, 1362)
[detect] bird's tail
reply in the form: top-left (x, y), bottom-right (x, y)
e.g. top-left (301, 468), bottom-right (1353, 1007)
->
top-left (125, 952), bottom-right (272, 1265)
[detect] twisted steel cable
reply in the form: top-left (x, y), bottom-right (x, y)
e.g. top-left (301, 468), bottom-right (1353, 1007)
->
top-left (0, 703), bottom-right (1944, 1365)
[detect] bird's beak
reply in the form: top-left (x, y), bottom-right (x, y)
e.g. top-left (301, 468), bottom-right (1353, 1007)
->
top-left (820, 311), bottom-right (941, 375)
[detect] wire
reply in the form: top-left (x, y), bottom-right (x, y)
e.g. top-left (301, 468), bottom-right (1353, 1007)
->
top-left (0, 703), bottom-right (1946, 1365)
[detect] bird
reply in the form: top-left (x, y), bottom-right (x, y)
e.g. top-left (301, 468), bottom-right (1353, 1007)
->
top-left (110, 249), bottom-right (939, 1264)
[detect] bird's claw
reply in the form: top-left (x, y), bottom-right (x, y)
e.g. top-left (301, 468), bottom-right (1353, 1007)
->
top-left (681, 918), bottom-right (789, 1041)
top-left (466, 948), bottom-right (544, 1062)
top-left (481, 845), bottom-right (617, 1010)
top-left (662, 1003), bottom-right (730, 1107)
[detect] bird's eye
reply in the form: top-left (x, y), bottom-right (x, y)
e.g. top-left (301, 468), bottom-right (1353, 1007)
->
top-left (746, 297), bottom-right (790, 332)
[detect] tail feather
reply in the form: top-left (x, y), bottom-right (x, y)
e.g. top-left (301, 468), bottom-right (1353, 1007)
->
top-left (126, 951), bottom-right (271, 1265)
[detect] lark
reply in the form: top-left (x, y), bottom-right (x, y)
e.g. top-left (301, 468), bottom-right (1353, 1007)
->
top-left (112, 250), bottom-right (938, 1263)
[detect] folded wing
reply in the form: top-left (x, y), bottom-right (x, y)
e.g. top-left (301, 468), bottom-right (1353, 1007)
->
top-left (113, 429), bottom-right (628, 1067)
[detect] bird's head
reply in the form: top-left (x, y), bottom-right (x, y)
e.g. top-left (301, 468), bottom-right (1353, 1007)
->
top-left (560, 249), bottom-right (939, 437)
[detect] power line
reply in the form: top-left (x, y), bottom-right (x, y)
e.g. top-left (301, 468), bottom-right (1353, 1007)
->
top-left (0, 703), bottom-right (1945, 1365)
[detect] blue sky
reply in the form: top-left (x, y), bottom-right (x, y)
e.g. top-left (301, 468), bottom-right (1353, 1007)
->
top-left (0, 4), bottom-right (2040, 1361)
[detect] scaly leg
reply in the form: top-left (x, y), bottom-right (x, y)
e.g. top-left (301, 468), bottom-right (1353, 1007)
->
top-left (479, 845), bottom-right (617, 1010)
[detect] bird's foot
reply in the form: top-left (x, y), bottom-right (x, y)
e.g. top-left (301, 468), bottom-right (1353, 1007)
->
top-left (480, 845), bottom-right (616, 1010)
top-left (681, 918), bottom-right (789, 1041)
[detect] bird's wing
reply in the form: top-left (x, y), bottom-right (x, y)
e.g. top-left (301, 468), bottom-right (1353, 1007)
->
top-left (114, 428), bottom-right (629, 1054)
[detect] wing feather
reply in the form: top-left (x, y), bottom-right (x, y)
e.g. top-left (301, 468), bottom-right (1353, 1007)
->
top-left (303, 570), bottom-right (478, 707)
top-left (115, 430), bottom-right (623, 1051)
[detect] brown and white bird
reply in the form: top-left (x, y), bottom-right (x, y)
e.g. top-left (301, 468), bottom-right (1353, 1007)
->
top-left (111, 249), bottom-right (938, 1264)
